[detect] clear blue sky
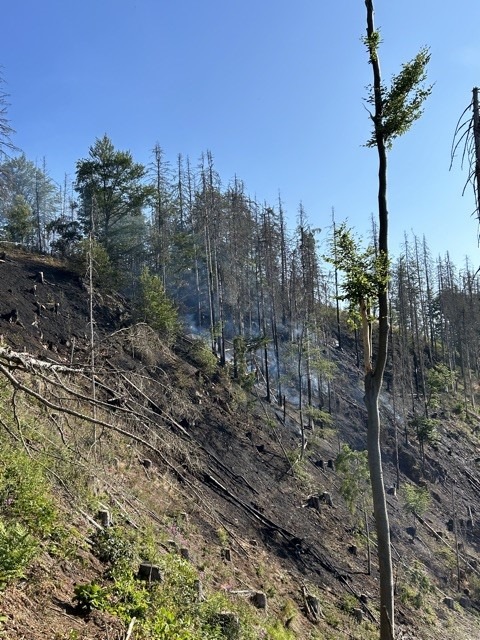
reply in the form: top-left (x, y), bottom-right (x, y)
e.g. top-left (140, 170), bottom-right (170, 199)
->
top-left (2, 0), bottom-right (480, 267)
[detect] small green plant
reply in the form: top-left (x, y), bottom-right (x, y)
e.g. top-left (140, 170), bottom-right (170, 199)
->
top-left (399, 562), bottom-right (434, 609)
top-left (255, 563), bottom-right (265, 579)
top-left (216, 528), bottom-right (229, 547)
top-left (410, 415), bottom-right (439, 453)
top-left (91, 526), bottom-right (135, 569)
top-left (335, 445), bottom-right (370, 520)
top-left (0, 446), bottom-right (58, 536)
top-left (0, 445), bottom-right (59, 589)
top-left (322, 602), bottom-right (341, 630)
top-left (340, 593), bottom-right (359, 614)
top-left (264, 620), bottom-right (295, 640)
top-left (144, 606), bottom-right (196, 639)
top-left (73, 237), bottom-right (118, 289)
top-left (426, 364), bottom-right (455, 409)
top-left (401, 483), bottom-right (430, 528)
top-left (0, 521), bottom-right (38, 588)
top-left (107, 571), bottom-right (150, 620)
top-left (280, 598), bottom-right (297, 626)
top-left (452, 401), bottom-right (466, 416)
top-left (304, 406), bottom-right (333, 428)
top-left (73, 581), bottom-right (108, 612)
top-left (188, 339), bottom-right (218, 376)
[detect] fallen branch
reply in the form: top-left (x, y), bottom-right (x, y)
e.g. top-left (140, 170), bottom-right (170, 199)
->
top-left (0, 347), bottom-right (82, 374)
top-left (125, 616), bottom-right (136, 640)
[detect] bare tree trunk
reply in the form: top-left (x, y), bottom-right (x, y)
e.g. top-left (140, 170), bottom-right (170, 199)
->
top-left (472, 87), bottom-right (480, 220)
top-left (365, 1), bottom-right (394, 636)
top-left (332, 209), bottom-right (343, 349)
top-left (364, 347), bottom-right (394, 640)
top-left (88, 227), bottom-right (97, 459)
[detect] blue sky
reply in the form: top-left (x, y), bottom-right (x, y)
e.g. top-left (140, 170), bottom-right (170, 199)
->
top-left (2, 0), bottom-right (480, 268)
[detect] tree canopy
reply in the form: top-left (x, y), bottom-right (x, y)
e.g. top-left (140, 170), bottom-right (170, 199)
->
top-left (75, 135), bottom-right (154, 262)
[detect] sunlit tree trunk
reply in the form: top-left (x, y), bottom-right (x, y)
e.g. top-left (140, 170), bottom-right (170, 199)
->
top-left (364, 2), bottom-right (394, 636)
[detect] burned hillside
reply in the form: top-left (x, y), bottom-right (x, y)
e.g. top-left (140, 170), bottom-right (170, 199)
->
top-left (0, 248), bottom-right (480, 639)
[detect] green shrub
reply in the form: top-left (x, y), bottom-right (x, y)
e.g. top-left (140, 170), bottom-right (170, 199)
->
top-left (264, 621), bottom-right (295, 639)
top-left (0, 521), bottom-right (38, 588)
top-left (304, 406), bottom-right (333, 428)
top-left (188, 339), bottom-right (218, 376)
top-left (73, 581), bottom-right (108, 612)
top-left (335, 444), bottom-right (370, 519)
top-left (399, 562), bottom-right (434, 609)
top-left (426, 364), bottom-right (454, 409)
top-left (143, 607), bottom-right (196, 640)
top-left (0, 445), bottom-right (59, 589)
top-left (72, 238), bottom-right (118, 290)
top-left (401, 483), bottom-right (430, 524)
top-left (410, 415), bottom-right (439, 448)
top-left (0, 446), bottom-right (57, 536)
top-left (107, 572), bottom-right (150, 620)
top-left (91, 527), bottom-right (135, 568)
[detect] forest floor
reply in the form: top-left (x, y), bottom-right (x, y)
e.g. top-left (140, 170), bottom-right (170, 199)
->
top-left (1, 247), bottom-right (480, 639)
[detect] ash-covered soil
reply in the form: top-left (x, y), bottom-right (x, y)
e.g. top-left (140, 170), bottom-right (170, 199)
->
top-left (1, 247), bottom-right (480, 639)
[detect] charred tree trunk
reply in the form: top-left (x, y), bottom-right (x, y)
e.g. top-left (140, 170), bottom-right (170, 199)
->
top-left (473, 87), bottom-right (480, 222)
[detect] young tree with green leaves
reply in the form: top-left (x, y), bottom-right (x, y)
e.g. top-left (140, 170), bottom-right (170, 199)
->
top-left (336, 444), bottom-right (372, 573)
top-left (137, 267), bottom-right (180, 345)
top-left (401, 483), bottom-right (430, 530)
top-left (2, 195), bottom-right (34, 244)
top-left (329, 4), bottom-right (432, 638)
top-left (0, 154), bottom-right (61, 250)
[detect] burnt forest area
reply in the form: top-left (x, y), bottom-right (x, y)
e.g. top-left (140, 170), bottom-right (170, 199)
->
top-left (0, 242), bottom-right (479, 639)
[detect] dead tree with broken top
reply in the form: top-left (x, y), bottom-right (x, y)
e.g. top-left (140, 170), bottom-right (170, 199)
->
top-left (451, 87), bottom-right (480, 238)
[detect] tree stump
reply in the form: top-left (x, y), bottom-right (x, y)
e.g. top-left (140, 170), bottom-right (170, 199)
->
top-left (97, 509), bottom-right (111, 527)
top-left (137, 563), bottom-right (163, 582)
top-left (217, 612), bottom-right (241, 639)
top-left (305, 495), bottom-right (321, 511)
top-left (251, 591), bottom-right (267, 610)
top-left (304, 591), bottom-right (322, 622)
top-left (353, 608), bottom-right (364, 623)
top-left (221, 548), bottom-right (232, 561)
top-left (194, 579), bottom-right (204, 602)
top-left (321, 491), bottom-right (333, 507)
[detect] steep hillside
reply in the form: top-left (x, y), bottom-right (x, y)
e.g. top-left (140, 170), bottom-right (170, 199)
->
top-left (1, 247), bottom-right (480, 639)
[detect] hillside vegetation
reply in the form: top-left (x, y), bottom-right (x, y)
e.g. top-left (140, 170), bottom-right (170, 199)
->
top-left (0, 247), bottom-right (480, 639)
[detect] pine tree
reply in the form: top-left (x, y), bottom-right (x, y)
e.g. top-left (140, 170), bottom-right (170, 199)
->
top-left (75, 135), bottom-right (154, 265)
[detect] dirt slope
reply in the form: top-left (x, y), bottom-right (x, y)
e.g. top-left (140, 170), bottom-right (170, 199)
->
top-left (1, 248), bottom-right (480, 639)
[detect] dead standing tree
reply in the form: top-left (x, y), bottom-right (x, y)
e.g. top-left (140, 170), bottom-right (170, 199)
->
top-left (451, 87), bottom-right (480, 238)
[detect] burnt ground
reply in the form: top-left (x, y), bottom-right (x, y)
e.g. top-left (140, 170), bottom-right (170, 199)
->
top-left (1, 247), bottom-right (480, 638)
